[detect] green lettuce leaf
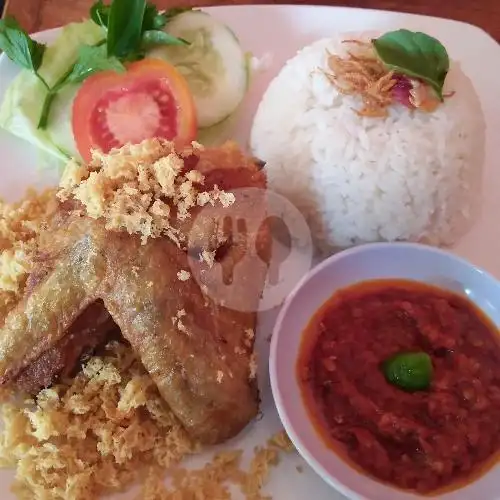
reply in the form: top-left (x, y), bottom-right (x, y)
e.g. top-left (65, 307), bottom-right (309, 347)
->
top-left (0, 20), bottom-right (105, 165)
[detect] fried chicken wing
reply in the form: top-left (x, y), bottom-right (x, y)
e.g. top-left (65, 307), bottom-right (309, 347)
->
top-left (0, 226), bottom-right (106, 385)
top-left (15, 301), bottom-right (119, 394)
top-left (103, 230), bottom-right (262, 444)
top-left (0, 142), bottom-right (270, 445)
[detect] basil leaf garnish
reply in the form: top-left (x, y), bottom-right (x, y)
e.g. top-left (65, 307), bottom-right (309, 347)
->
top-left (107, 0), bottom-right (147, 58)
top-left (372, 29), bottom-right (449, 100)
top-left (90, 0), bottom-right (111, 29)
top-left (141, 30), bottom-right (189, 48)
top-left (66, 45), bottom-right (125, 84)
top-left (142, 3), bottom-right (168, 31)
top-left (0, 17), bottom-right (46, 73)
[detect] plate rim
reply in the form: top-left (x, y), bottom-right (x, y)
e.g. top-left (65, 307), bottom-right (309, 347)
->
top-left (15, 4), bottom-right (499, 49)
top-left (0, 5), bottom-right (499, 499)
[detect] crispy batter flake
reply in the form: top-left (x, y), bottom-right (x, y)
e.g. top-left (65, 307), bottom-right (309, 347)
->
top-left (177, 270), bottom-right (191, 282)
top-left (56, 139), bottom-right (235, 246)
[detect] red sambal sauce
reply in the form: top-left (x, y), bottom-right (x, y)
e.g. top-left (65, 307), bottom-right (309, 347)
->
top-left (297, 279), bottom-right (500, 494)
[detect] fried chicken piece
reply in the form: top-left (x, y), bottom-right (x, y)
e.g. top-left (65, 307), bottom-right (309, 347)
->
top-left (0, 203), bottom-right (119, 393)
top-left (0, 214), bottom-right (107, 386)
top-left (15, 301), bottom-right (119, 394)
top-left (0, 144), bottom-right (270, 445)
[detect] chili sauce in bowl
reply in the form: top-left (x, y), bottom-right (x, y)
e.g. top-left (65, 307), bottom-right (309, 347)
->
top-left (297, 279), bottom-right (500, 494)
top-left (269, 242), bottom-right (500, 500)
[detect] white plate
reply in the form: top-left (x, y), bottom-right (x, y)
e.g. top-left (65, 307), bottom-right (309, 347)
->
top-left (0, 5), bottom-right (499, 500)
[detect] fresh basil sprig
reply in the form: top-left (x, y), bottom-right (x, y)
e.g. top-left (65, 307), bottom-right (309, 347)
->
top-left (66, 44), bottom-right (125, 84)
top-left (0, 14), bottom-right (125, 129)
top-left (37, 44), bottom-right (125, 129)
top-left (91, 0), bottom-right (185, 31)
top-left (0, 17), bottom-right (49, 89)
top-left (90, 0), bottom-right (111, 29)
top-left (91, 0), bottom-right (189, 60)
top-left (142, 30), bottom-right (188, 48)
top-left (140, 5), bottom-right (191, 49)
top-left (1, 1), bottom-right (190, 130)
top-left (107, 0), bottom-right (147, 59)
top-left (372, 29), bottom-right (450, 100)
top-left (143, 3), bottom-right (168, 30)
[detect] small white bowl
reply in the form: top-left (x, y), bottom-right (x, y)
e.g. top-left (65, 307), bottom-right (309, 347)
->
top-left (269, 242), bottom-right (500, 500)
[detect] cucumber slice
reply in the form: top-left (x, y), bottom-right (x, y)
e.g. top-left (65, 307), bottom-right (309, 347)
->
top-left (147, 10), bottom-right (248, 129)
top-left (197, 111), bottom-right (238, 146)
top-left (46, 84), bottom-right (81, 161)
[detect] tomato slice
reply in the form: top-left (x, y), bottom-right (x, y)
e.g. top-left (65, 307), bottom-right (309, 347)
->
top-left (72, 58), bottom-right (197, 163)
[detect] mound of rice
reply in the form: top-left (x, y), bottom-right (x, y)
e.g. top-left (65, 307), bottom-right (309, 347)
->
top-left (250, 33), bottom-right (485, 254)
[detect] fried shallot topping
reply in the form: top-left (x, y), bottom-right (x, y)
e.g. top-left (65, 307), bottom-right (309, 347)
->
top-left (323, 40), bottom-right (441, 117)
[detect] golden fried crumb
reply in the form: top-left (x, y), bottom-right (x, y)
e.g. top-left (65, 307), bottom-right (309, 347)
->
top-left (0, 188), bottom-right (58, 320)
top-left (244, 329), bottom-right (255, 348)
top-left (217, 189), bottom-right (236, 208)
top-left (267, 430), bottom-right (295, 453)
top-left (0, 342), bottom-right (197, 500)
top-left (0, 174), bottom-right (285, 500)
top-left (249, 353), bottom-right (258, 380)
top-left (0, 339), bottom-right (290, 500)
top-left (241, 446), bottom-right (279, 498)
top-left (171, 309), bottom-right (186, 325)
top-left (171, 309), bottom-right (189, 334)
top-left (176, 320), bottom-right (189, 335)
top-left (235, 346), bottom-right (246, 355)
top-left (196, 191), bottom-right (212, 207)
top-left (191, 141), bottom-right (205, 151)
top-left (185, 169), bottom-right (204, 184)
top-left (177, 270), bottom-right (191, 282)
top-left (57, 139), bottom-right (234, 246)
top-left (0, 246), bottom-right (32, 293)
top-left (138, 431), bottom-right (290, 500)
top-left (200, 249), bottom-right (215, 268)
top-left (245, 329), bottom-right (255, 340)
top-left (58, 160), bottom-right (90, 200)
top-left (216, 371), bottom-right (224, 384)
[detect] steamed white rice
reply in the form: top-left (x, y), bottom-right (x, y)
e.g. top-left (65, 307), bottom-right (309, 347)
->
top-left (250, 34), bottom-right (485, 254)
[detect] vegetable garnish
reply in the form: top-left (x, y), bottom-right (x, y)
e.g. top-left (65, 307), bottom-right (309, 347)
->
top-left (71, 58), bottom-right (197, 162)
top-left (91, 1), bottom-right (189, 34)
top-left (66, 44), bottom-right (126, 83)
top-left (93, 0), bottom-right (189, 60)
top-left (372, 29), bottom-right (449, 100)
top-left (382, 351), bottom-right (433, 392)
top-left (148, 10), bottom-right (250, 128)
top-left (0, 17), bottom-right (47, 87)
top-left (90, 0), bottom-right (111, 30)
top-left (324, 42), bottom-right (396, 118)
top-left (323, 30), bottom-right (452, 118)
top-left (0, 0), bottom-right (189, 130)
top-left (38, 45), bottom-right (125, 129)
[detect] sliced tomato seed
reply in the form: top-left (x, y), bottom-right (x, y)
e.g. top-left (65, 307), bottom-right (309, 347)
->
top-left (89, 80), bottom-right (179, 153)
top-left (72, 59), bottom-right (197, 161)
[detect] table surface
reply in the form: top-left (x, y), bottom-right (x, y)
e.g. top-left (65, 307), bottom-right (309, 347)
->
top-left (3, 0), bottom-right (500, 41)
